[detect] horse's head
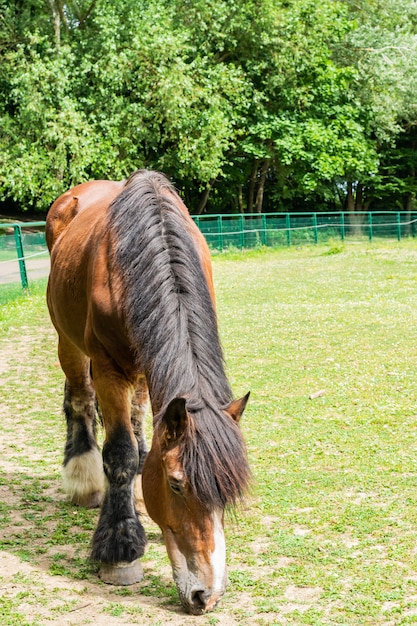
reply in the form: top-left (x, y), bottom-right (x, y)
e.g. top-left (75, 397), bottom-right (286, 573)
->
top-left (142, 394), bottom-right (249, 615)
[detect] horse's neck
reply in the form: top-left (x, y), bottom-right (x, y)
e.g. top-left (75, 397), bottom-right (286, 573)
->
top-left (146, 341), bottom-right (230, 417)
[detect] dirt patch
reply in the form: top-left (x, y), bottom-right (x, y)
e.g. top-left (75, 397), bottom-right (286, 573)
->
top-left (0, 257), bottom-right (50, 285)
top-left (1, 551), bottom-right (208, 626)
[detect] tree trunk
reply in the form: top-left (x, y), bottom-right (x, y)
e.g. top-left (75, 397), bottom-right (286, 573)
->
top-left (405, 193), bottom-right (414, 213)
top-left (346, 180), bottom-right (364, 237)
top-left (255, 159), bottom-right (270, 213)
top-left (346, 181), bottom-right (355, 212)
top-left (237, 184), bottom-right (243, 213)
top-left (355, 182), bottom-right (363, 212)
top-left (403, 192), bottom-right (413, 236)
top-left (48, 0), bottom-right (61, 47)
top-left (196, 180), bottom-right (215, 215)
top-left (247, 159), bottom-right (258, 213)
top-left (404, 141), bottom-right (416, 235)
top-left (404, 171), bottom-right (415, 236)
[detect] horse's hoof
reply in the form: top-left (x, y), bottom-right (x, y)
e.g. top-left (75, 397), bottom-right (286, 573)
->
top-left (71, 490), bottom-right (103, 508)
top-left (99, 559), bottom-right (144, 585)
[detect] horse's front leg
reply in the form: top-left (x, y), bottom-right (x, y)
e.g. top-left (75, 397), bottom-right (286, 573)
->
top-left (90, 361), bottom-right (147, 585)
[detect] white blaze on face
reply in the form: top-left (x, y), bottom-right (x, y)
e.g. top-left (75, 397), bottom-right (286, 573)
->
top-left (210, 510), bottom-right (227, 592)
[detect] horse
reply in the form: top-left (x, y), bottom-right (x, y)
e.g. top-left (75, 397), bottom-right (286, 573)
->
top-left (46, 169), bottom-right (250, 615)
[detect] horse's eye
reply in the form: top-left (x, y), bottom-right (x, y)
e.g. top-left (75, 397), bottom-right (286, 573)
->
top-left (169, 480), bottom-right (183, 495)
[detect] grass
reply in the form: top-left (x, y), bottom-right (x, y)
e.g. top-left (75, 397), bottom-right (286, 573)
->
top-left (1, 241), bottom-right (417, 624)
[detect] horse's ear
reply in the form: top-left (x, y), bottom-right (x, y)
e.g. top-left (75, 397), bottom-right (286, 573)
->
top-left (164, 397), bottom-right (188, 442)
top-left (224, 392), bottom-right (250, 423)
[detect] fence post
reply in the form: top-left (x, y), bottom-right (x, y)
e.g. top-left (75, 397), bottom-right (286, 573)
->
top-left (217, 215), bottom-right (223, 251)
top-left (261, 214), bottom-right (267, 246)
top-left (340, 213), bottom-right (345, 241)
top-left (13, 224), bottom-right (29, 290)
top-left (397, 212), bottom-right (401, 241)
top-left (313, 213), bottom-right (318, 244)
top-left (239, 214), bottom-right (244, 249)
top-left (368, 213), bottom-right (373, 242)
top-left (286, 214), bottom-right (291, 246)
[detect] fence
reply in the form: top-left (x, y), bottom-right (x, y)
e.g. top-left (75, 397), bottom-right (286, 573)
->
top-left (0, 222), bottom-right (49, 290)
top-left (1, 211), bottom-right (417, 289)
top-left (193, 211), bottom-right (417, 251)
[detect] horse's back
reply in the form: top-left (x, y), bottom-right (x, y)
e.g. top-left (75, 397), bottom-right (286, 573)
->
top-left (46, 179), bottom-right (125, 251)
top-left (46, 171), bottom-right (215, 362)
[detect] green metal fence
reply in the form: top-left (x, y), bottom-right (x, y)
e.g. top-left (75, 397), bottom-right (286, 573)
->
top-left (193, 211), bottom-right (417, 251)
top-left (0, 222), bottom-right (48, 290)
top-left (1, 212), bottom-right (417, 289)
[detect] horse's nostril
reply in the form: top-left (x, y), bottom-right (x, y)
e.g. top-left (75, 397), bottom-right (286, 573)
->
top-left (191, 589), bottom-right (207, 611)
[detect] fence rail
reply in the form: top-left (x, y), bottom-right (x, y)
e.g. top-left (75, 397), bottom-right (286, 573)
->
top-left (1, 211), bottom-right (416, 289)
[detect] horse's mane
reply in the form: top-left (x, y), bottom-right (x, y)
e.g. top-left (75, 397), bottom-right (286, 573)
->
top-left (109, 169), bottom-right (231, 407)
top-left (109, 170), bottom-right (250, 508)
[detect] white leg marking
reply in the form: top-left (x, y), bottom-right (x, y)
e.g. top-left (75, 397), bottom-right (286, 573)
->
top-left (62, 447), bottom-right (104, 506)
top-left (210, 510), bottom-right (227, 593)
top-left (133, 475), bottom-right (148, 516)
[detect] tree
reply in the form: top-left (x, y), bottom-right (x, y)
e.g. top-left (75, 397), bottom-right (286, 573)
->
top-left (174, 0), bottom-right (379, 213)
top-left (337, 0), bottom-right (417, 213)
top-left (0, 0), bottom-right (416, 214)
top-left (0, 0), bottom-right (247, 210)
top-left (0, 1), bottom-right (102, 209)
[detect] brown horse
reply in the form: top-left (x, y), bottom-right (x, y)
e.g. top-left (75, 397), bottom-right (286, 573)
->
top-left (46, 170), bottom-right (250, 614)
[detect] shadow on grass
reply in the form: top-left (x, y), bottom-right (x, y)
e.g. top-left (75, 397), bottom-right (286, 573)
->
top-left (0, 469), bottom-right (179, 609)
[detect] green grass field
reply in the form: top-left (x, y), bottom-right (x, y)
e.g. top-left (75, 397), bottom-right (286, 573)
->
top-left (1, 242), bottom-right (417, 625)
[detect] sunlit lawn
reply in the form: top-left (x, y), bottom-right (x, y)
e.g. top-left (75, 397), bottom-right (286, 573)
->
top-left (1, 241), bottom-right (417, 624)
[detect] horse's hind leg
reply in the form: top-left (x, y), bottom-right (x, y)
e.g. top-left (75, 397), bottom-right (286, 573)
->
top-left (131, 375), bottom-right (149, 471)
top-left (131, 376), bottom-right (149, 515)
top-left (58, 336), bottom-right (104, 508)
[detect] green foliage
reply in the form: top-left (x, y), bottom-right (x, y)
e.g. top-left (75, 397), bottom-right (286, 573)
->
top-left (0, 40), bottom-right (95, 208)
top-left (0, 0), bottom-right (416, 213)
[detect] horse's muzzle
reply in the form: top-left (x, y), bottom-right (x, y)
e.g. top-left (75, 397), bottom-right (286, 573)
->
top-left (182, 586), bottom-right (224, 615)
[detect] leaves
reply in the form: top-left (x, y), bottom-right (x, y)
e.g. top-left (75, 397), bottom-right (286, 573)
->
top-left (0, 0), bottom-right (416, 212)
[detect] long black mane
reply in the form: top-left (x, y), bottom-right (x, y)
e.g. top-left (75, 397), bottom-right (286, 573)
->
top-left (109, 170), bottom-right (250, 508)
